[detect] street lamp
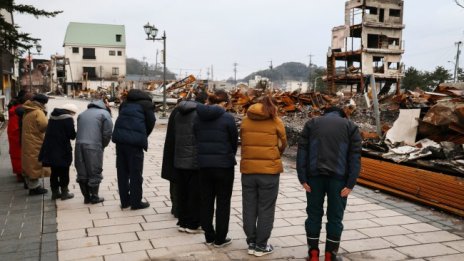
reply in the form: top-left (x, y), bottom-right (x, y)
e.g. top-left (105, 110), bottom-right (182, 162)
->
top-left (28, 42), bottom-right (42, 92)
top-left (144, 22), bottom-right (167, 118)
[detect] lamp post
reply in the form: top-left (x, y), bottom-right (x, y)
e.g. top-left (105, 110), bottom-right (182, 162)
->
top-left (28, 43), bottom-right (42, 92)
top-left (448, 61), bottom-right (457, 83)
top-left (144, 22), bottom-right (167, 118)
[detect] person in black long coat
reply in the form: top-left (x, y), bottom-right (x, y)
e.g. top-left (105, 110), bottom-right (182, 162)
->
top-left (39, 103), bottom-right (78, 200)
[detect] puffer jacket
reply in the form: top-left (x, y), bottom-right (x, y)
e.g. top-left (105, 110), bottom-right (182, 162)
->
top-left (112, 90), bottom-right (156, 151)
top-left (7, 103), bottom-right (22, 174)
top-left (240, 103), bottom-right (287, 174)
top-left (296, 112), bottom-right (362, 189)
top-left (173, 101), bottom-right (200, 170)
top-left (76, 100), bottom-right (113, 148)
top-left (39, 109), bottom-right (76, 167)
top-left (21, 100), bottom-right (51, 179)
top-left (194, 104), bottom-right (238, 169)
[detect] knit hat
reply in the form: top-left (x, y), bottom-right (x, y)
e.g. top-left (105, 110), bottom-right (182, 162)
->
top-left (59, 103), bottom-right (79, 114)
top-left (32, 94), bottom-right (49, 104)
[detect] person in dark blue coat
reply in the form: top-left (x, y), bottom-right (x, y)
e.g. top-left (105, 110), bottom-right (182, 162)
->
top-left (39, 103), bottom-right (78, 200)
top-left (297, 106), bottom-right (362, 261)
top-left (194, 89), bottom-right (238, 247)
top-left (112, 89), bottom-right (156, 210)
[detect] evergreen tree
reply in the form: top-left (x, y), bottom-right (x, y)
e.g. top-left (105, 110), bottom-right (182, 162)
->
top-left (0, 0), bottom-right (61, 50)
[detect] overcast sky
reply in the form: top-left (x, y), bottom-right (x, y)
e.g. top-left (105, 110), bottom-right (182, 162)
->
top-left (14, 0), bottom-right (464, 80)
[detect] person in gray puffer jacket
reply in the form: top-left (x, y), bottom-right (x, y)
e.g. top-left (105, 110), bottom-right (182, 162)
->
top-left (75, 100), bottom-right (113, 204)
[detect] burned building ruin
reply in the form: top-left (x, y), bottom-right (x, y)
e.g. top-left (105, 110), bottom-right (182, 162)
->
top-left (326, 0), bottom-right (405, 94)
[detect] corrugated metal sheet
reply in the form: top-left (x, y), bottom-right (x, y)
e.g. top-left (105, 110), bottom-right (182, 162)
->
top-left (359, 157), bottom-right (464, 217)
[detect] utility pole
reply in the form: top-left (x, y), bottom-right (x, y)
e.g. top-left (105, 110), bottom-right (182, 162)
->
top-left (206, 68), bottom-right (210, 80)
top-left (211, 65), bottom-right (214, 81)
top-left (233, 62), bottom-right (238, 85)
top-left (308, 53), bottom-right (314, 90)
top-left (454, 41), bottom-right (462, 83)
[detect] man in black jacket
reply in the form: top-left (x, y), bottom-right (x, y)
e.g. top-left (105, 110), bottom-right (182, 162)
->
top-left (112, 89), bottom-right (156, 210)
top-left (297, 107), bottom-right (361, 261)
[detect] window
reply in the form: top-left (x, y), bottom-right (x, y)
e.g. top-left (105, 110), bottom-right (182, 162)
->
top-left (83, 67), bottom-right (97, 80)
top-left (373, 56), bottom-right (385, 73)
top-left (109, 50), bottom-right (115, 56)
top-left (112, 67), bottom-right (119, 76)
top-left (72, 47), bottom-right (79, 54)
top-left (83, 48), bottom-right (96, 59)
top-left (116, 34), bottom-right (122, 42)
top-left (388, 38), bottom-right (400, 46)
top-left (389, 9), bottom-right (401, 17)
top-left (117, 51), bottom-right (122, 56)
top-left (365, 6), bottom-right (378, 15)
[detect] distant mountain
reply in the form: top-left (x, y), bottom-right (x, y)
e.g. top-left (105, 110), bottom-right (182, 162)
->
top-left (241, 62), bottom-right (326, 83)
top-left (126, 58), bottom-right (176, 80)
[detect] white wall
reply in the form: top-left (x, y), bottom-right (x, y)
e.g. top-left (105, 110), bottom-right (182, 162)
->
top-left (64, 45), bottom-right (126, 82)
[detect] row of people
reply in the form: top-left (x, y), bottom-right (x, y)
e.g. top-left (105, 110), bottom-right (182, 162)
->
top-left (6, 88), bottom-right (361, 260)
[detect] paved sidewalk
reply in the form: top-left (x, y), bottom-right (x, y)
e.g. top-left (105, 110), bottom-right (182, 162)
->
top-left (4, 97), bottom-right (464, 261)
top-left (0, 123), bottom-right (58, 260)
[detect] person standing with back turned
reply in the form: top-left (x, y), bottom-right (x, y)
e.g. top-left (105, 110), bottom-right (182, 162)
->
top-left (297, 106), bottom-right (361, 261)
top-left (112, 89), bottom-right (156, 210)
top-left (75, 99), bottom-right (113, 204)
top-left (194, 90), bottom-right (238, 247)
top-left (240, 96), bottom-right (287, 257)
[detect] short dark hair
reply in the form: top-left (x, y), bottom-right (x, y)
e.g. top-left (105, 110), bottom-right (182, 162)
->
top-left (324, 106), bottom-right (347, 118)
top-left (208, 89), bottom-right (229, 104)
top-left (195, 91), bottom-right (208, 104)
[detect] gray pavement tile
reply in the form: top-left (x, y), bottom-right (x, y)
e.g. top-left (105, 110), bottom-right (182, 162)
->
top-left (41, 240), bottom-right (58, 253)
top-left (41, 251), bottom-right (58, 261)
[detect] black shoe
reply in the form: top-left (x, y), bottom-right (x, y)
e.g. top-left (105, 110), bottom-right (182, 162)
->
top-left (131, 201), bottom-right (150, 210)
top-left (120, 203), bottom-right (130, 209)
top-left (51, 188), bottom-right (61, 200)
top-left (254, 244), bottom-right (274, 257)
top-left (29, 186), bottom-right (48, 195)
top-left (23, 180), bottom-right (28, 190)
top-left (214, 238), bottom-right (232, 248)
top-left (60, 187), bottom-right (74, 200)
top-left (89, 185), bottom-right (104, 204)
top-left (78, 181), bottom-right (91, 204)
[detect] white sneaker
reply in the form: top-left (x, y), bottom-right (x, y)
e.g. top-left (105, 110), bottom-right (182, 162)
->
top-left (178, 227), bottom-right (186, 232)
top-left (185, 228), bottom-right (204, 234)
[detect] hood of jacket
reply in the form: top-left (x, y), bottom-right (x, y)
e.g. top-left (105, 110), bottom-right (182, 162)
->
top-left (126, 89), bottom-right (152, 102)
top-left (50, 108), bottom-right (74, 120)
top-left (177, 100), bottom-right (198, 115)
top-left (196, 104), bottom-right (225, 121)
top-left (87, 100), bottom-right (107, 110)
top-left (23, 100), bottom-right (45, 112)
top-left (246, 103), bottom-right (272, 121)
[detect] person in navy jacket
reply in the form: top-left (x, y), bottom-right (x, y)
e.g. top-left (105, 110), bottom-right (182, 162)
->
top-left (112, 89), bottom-right (156, 210)
top-left (194, 89), bottom-right (238, 247)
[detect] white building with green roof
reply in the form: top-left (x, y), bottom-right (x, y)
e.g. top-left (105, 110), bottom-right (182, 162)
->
top-left (63, 22), bottom-right (126, 89)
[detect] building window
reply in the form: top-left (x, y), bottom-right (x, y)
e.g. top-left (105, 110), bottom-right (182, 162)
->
top-left (83, 67), bottom-right (97, 80)
top-left (117, 51), bottom-right (122, 56)
top-left (72, 47), bottom-right (79, 54)
top-left (116, 34), bottom-right (122, 42)
top-left (83, 48), bottom-right (96, 59)
top-left (112, 67), bottom-right (119, 76)
top-left (389, 9), bottom-right (401, 17)
top-left (109, 50), bottom-right (116, 56)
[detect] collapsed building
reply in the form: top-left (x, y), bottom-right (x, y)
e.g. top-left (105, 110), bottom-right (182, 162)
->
top-left (326, 0), bottom-right (404, 95)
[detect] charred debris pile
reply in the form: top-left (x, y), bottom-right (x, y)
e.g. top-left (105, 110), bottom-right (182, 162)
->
top-left (151, 77), bottom-right (464, 176)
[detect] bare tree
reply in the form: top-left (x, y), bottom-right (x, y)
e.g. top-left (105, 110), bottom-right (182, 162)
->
top-left (456, 0), bottom-right (464, 8)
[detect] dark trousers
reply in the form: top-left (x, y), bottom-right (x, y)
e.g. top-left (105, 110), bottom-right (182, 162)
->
top-left (116, 143), bottom-right (144, 207)
top-left (50, 166), bottom-right (70, 189)
top-left (170, 182), bottom-right (179, 217)
top-left (305, 175), bottom-right (347, 242)
top-left (242, 174), bottom-right (280, 248)
top-left (177, 169), bottom-right (201, 229)
top-left (199, 167), bottom-right (234, 244)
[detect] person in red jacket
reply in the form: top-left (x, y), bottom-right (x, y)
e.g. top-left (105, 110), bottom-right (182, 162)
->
top-left (7, 90), bottom-right (29, 182)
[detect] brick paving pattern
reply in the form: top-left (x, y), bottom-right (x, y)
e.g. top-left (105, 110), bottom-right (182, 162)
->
top-left (2, 97), bottom-right (464, 260)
